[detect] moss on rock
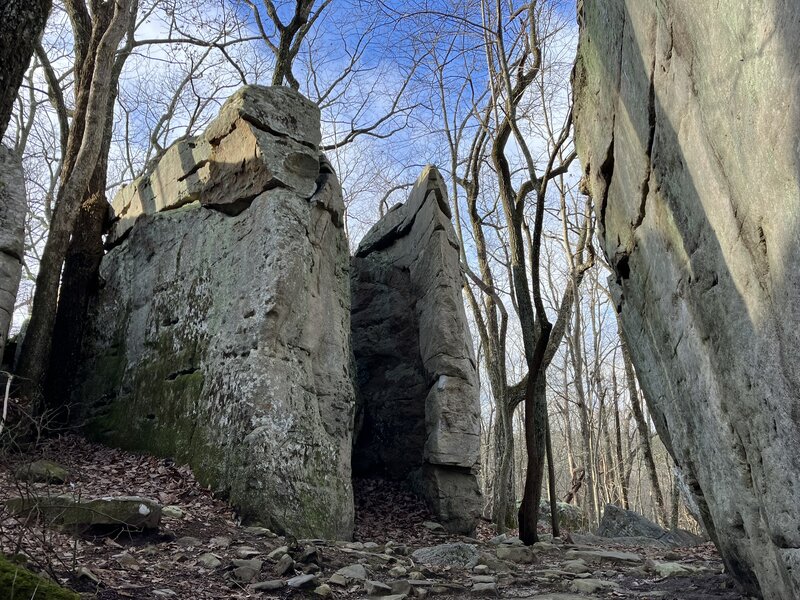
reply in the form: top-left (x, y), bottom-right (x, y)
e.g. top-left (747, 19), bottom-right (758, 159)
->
top-left (0, 554), bottom-right (79, 599)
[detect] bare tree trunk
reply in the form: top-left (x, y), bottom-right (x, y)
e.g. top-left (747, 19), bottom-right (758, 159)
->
top-left (545, 408), bottom-right (560, 536)
top-left (612, 361), bottom-right (630, 508)
top-left (493, 400), bottom-right (517, 531)
top-left (17, 0), bottom-right (135, 401)
top-left (619, 323), bottom-right (668, 525)
top-left (0, 0), bottom-right (52, 139)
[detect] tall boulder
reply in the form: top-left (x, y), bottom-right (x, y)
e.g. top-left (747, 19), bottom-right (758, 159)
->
top-left (0, 146), bottom-right (25, 360)
top-left (75, 86), bottom-right (355, 539)
top-left (351, 166), bottom-right (482, 533)
top-left (573, 2), bottom-right (800, 598)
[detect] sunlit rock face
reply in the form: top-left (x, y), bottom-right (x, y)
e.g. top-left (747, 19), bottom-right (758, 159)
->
top-left (351, 167), bottom-right (482, 534)
top-left (573, 2), bottom-right (800, 598)
top-left (76, 86), bottom-right (356, 539)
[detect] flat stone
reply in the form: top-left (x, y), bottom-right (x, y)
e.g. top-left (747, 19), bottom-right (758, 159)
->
top-left (570, 579), bottom-right (619, 594)
top-left (197, 553), bottom-right (222, 569)
top-left (14, 460), bottom-right (70, 484)
top-left (653, 562), bottom-right (692, 577)
top-left (268, 545), bottom-right (289, 559)
top-left (562, 560), bottom-right (591, 574)
top-left (210, 536), bottom-right (231, 548)
top-left (176, 536), bottom-right (201, 547)
top-left (328, 574), bottom-right (347, 586)
top-left (5, 495), bottom-right (161, 531)
top-left (471, 582), bottom-right (497, 595)
top-left (471, 575), bottom-right (496, 583)
top-left (287, 574), bottom-right (318, 589)
top-left (252, 580), bottom-right (285, 591)
top-left (411, 543), bottom-right (480, 567)
top-left (245, 526), bottom-right (276, 537)
top-left (496, 545), bottom-right (535, 564)
top-left (162, 505), bottom-right (184, 519)
top-left (364, 580), bottom-right (393, 596)
top-left (335, 563), bottom-right (368, 580)
top-left (389, 566), bottom-right (407, 577)
top-left (564, 549), bottom-right (642, 565)
top-left (473, 564), bottom-right (490, 574)
top-left (236, 546), bottom-right (261, 559)
top-left (313, 583), bottom-right (332, 597)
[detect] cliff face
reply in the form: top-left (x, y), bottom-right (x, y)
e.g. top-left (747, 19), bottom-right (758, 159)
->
top-left (351, 167), bottom-right (482, 534)
top-left (573, 2), bottom-right (800, 598)
top-left (76, 88), bottom-right (483, 539)
top-left (76, 86), bottom-right (356, 539)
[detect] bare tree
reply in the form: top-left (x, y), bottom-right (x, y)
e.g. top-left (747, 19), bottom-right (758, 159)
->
top-left (17, 0), bottom-right (138, 400)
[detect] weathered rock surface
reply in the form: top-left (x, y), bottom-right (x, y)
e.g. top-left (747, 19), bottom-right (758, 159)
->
top-left (598, 504), bottom-right (704, 547)
top-left (5, 495), bottom-right (161, 530)
top-left (351, 167), bottom-right (481, 533)
top-left (76, 85), bottom-right (355, 539)
top-left (0, 145), bottom-right (25, 359)
top-left (14, 459), bottom-right (70, 484)
top-left (573, 2), bottom-right (800, 598)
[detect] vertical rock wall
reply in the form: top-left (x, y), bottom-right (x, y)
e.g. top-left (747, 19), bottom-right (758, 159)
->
top-left (573, 2), bottom-right (800, 598)
top-left (76, 86), bottom-right (355, 539)
top-left (0, 146), bottom-right (25, 360)
top-left (351, 167), bottom-right (482, 534)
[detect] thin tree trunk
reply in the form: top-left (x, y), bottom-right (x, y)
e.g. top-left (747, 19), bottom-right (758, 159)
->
top-left (545, 408), bottom-right (560, 537)
top-left (17, 0), bottom-right (134, 400)
top-left (619, 324), bottom-right (668, 525)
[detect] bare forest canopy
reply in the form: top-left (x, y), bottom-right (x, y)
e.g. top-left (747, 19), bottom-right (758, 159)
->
top-left (1, 1), bottom-right (797, 599)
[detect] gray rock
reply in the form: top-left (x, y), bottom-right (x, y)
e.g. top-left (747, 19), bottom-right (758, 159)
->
top-left (162, 505), bottom-right (184, 519)
top-left (313, 583), bottom-right (332, 597)
top-left (598, 505), bottom-right (703, 547)
top-left (495, 545), bottom-right (535, 564)
top-left (562, 560), bottom-right (591, 575)
top-left (14, 460), bottom-right (70, 484)
top-left (471, 582), bottom-right (497, 596)
top-left (411, 542), bottom-right (480, 567)
top-left (351, 166), bottom-right (481, 534)
top-left (197, 553), bottom-right (222, 569)
top-left (364, 580), bottom-right (393, 596)
top-left (570, 579), bottom-right (619, 594)
top-left (252, 580), bottom-right (285, 591)
top-left (287, 573), bottom-right (318, 589)
top-left (76, 86), bottom-right (354, 540)
top-left (0, 146), bottom-right (25, 359)
top-left (563, 550), bottom-right (642, 565)
top-left (176, 536), bottom-right (201, 547)
top-left (574, 1), bottom-right (800, 598)
top-left (275, 554), bottom-right (295, 576)
top-left (335, 563), bottom-right (368, 580)
top-left (5, 495), bottom-right (161, 530)
top-left (652, 562), bottom-right (692, 577)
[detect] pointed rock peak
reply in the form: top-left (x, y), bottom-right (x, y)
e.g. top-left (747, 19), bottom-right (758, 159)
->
top-left (356, 165), bottom-right (453, 257)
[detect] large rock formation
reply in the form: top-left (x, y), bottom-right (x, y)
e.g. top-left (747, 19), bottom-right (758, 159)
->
top-left (573, 2), bottom-right (800, 598)
top-left (351, 167), bottom-right (482, 534)
top-left (0, 146), bottom-right (25, 360)
top-left (75, 86), bottom-right (355, 539)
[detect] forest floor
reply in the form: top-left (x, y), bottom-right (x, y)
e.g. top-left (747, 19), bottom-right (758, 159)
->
top-left (0, 435), bottom-right (753, 600)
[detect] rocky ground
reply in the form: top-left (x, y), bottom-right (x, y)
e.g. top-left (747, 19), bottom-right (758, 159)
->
top-left (0, 435), bottom-right (752, 599)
